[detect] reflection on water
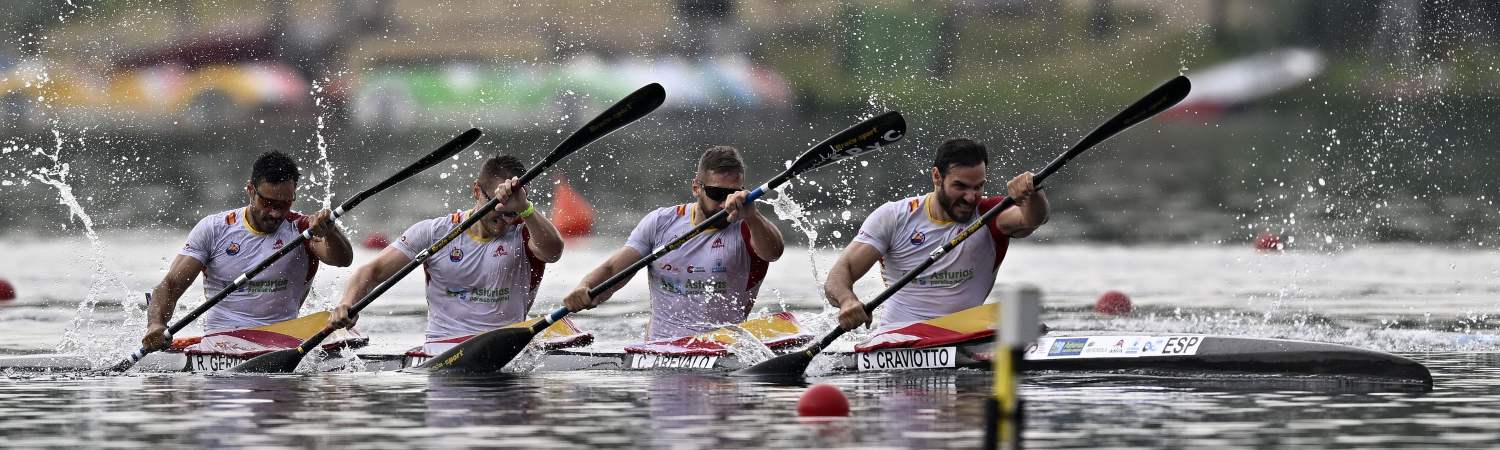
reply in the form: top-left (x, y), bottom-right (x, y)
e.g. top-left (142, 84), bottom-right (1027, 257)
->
top-left (3, 353), bottom-right (1500, 448)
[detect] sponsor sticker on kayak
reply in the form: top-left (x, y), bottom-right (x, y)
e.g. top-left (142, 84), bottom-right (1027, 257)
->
top-left (857, 347), bottom-right (957, 371)
top-left (188, 354), bottom-right (250, 371)
top-left (1024, 336), bottom-right (1206, 360)
top-left (628, 354), bottom-right (720, 369)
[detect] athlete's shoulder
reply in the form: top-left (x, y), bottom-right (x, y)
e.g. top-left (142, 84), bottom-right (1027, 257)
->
top-left (875, 195), bottom-right (926, 217)
top-left (197, 208), bottom-right (242, 229)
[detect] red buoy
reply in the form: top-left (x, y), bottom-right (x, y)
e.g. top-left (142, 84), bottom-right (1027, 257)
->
top-left (797, 383), bottom-right (850, 417)
top-left (0, 278), bottom-right (15, 301)
top-left (552, 175), bottom-right (595, 239)
top-left (1254, 232), bottom-right (1283, 251)
top-left (1095, 290), bottom-right (1133, 316)
top-left (362, 232), bottom-right (391, 250)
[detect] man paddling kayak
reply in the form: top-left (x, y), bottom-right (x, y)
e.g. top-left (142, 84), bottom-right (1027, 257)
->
top-left (325, 156), bottom-right (565, 354)
top-left (562, 146), bottom-right (785, 339)
top-left (827, 138), bottom-right (1048, 330)
top-left (142, 151), bottom-right (353, 351)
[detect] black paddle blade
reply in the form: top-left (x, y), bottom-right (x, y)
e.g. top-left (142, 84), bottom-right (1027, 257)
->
top-left (225, 348), bottom-right (306, 373)
top-left (526, 83), bottom-right (665, 183)
top-left (785, 111), bottom-right (906, 178)
top-left (732, 348), bottom-right (818, 377)
top-left (414, 327), bottom-right (535, 374)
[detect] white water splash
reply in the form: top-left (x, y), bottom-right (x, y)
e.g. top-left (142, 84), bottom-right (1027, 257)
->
top-left (310, 79), bottom-right (336, 209)
top-left (764, 185), bottom-right (825, 288)
top-left (29, 130), bottom-right (144, 366)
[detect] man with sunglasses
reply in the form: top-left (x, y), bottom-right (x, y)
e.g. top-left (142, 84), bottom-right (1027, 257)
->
top-left (562, 146), bottom-right (785, 340)
top-left (324, 155), bottom-right (564, 355)
top-left (141, 151), bottom-right (353, 351)
top-left (826, 138), bottom-right (1048, 332)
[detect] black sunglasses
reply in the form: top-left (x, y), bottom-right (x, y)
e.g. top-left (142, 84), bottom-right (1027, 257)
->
top-left (697, 181), bottom-right (742, 202)
top-left (253, 187), bottom-right (294, 211)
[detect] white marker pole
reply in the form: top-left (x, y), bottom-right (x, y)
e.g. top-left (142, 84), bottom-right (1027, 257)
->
top-left (987, 284), bottom-right (1041, 450)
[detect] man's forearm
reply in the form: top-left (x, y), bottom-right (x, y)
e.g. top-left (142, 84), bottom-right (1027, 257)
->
top-left (743, 212), bottom-right (784, 260)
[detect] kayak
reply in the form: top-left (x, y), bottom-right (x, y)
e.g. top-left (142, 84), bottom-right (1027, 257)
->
top-left (0, 307), bottom-right (1433, 386)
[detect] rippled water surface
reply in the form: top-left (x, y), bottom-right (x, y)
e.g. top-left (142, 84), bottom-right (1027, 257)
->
top-left (2, 353), bottom-right (1499, 448)
top-left (2, 236), bottom-right (1499, 448)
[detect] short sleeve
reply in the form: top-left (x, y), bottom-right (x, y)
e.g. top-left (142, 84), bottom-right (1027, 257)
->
top-left (851, 202), bottom-right (897, 256)
top-left (623, 210), bottom-right (660, 256)
top-left (178, 215), bottom-right (216, 264)
top-left (391, 219), bottom-right (436, 259)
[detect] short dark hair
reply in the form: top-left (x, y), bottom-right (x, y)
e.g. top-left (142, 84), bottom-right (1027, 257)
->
top-left (932, 138), bottom-right (989, 176)
top-left (698, 146), bottom-right (745, 175)
top-left (251, 151), bottom-right (301, 186)
top-left (480, 155), bottom-right (526, 181)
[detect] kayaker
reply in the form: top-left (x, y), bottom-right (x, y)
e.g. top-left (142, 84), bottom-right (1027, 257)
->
top-left (325, 155), bottom-right (565, 354)
top-left (561, 146), bottom-right (786, 340)
top-left (141, 151), bottom-right (353, 351)
top-left (826, 138), bottom-right (1048, 330)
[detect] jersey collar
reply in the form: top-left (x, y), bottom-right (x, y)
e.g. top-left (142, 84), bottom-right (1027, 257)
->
top-left (924, 193), bottom-right (955, 225)
top-left (240, 207), bottom-right (273, 236)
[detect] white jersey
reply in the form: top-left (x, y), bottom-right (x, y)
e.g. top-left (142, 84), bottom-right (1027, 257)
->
top-left (852, 194), bottom-right (1011, 324)
top-left (392, 211), bottom-right (546, 341)
top-left (625, 204), bottom-right (770, 340)
top-left (179, 207), bottom-right (317, 333)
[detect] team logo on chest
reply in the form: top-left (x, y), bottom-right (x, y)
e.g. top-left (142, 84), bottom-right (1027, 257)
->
top-left (910, 230), bottom-right (926, 246)
top-left (449, 248), bottom-right (464, 262)
top-left (493, 244), bottom-right (507, 257)
top-left (273, 239), bottom-right (284, 250)
top-left (226, 242), bottom-right (241, 256)
top-left (712, 238), bottom-right (724, 249)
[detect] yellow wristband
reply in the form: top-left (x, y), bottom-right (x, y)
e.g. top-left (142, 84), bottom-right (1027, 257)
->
top-left (518, 202), bottom-right (535, 219)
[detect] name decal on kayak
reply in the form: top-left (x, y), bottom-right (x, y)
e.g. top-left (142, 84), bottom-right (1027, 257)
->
top-left (857, 347), bottom-right (957, 371)
top-left (189, 354), bottom-right (250, 371)
top-left (629, 354), bottom-right (720, 369)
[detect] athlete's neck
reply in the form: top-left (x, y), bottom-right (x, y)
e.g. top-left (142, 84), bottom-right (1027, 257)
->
top-left (468, 206), bottom-right (508, 239)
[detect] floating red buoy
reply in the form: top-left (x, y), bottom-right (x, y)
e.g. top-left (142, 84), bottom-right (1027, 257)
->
top-left (0, 278), bottom-right (15, 301)
top-left (1095, 290), bottom-right (1132, 316)
top-left (362, 232), bottom-right (391, 250)
top-left (797, 383), bottom-right (850, 417)
top-left (1254, 232), bottom-right (1283, 251)
top-left (552, 175), bottom-right (595, 239)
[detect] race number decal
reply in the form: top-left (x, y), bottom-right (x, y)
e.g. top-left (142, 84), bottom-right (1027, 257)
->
top-left (857, 347), bottom-right (957, 371)
top-left (628, 354), bottom-right (719, 369)
top-left (189, 354), bottom-right (250, 371)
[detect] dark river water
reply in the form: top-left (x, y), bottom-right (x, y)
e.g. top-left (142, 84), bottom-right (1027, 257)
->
top-left (1, 352), bottom-right (1496, 448)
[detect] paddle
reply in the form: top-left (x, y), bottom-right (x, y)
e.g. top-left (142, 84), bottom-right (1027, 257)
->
top-left (228, 83), bottom-right (667, 373)
top-left (108, 128), bottom-right (484, 372)
top-left (413, 111), bottom-right (907, 374)
top-left (735, 75), bottom-right (1192, 377)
